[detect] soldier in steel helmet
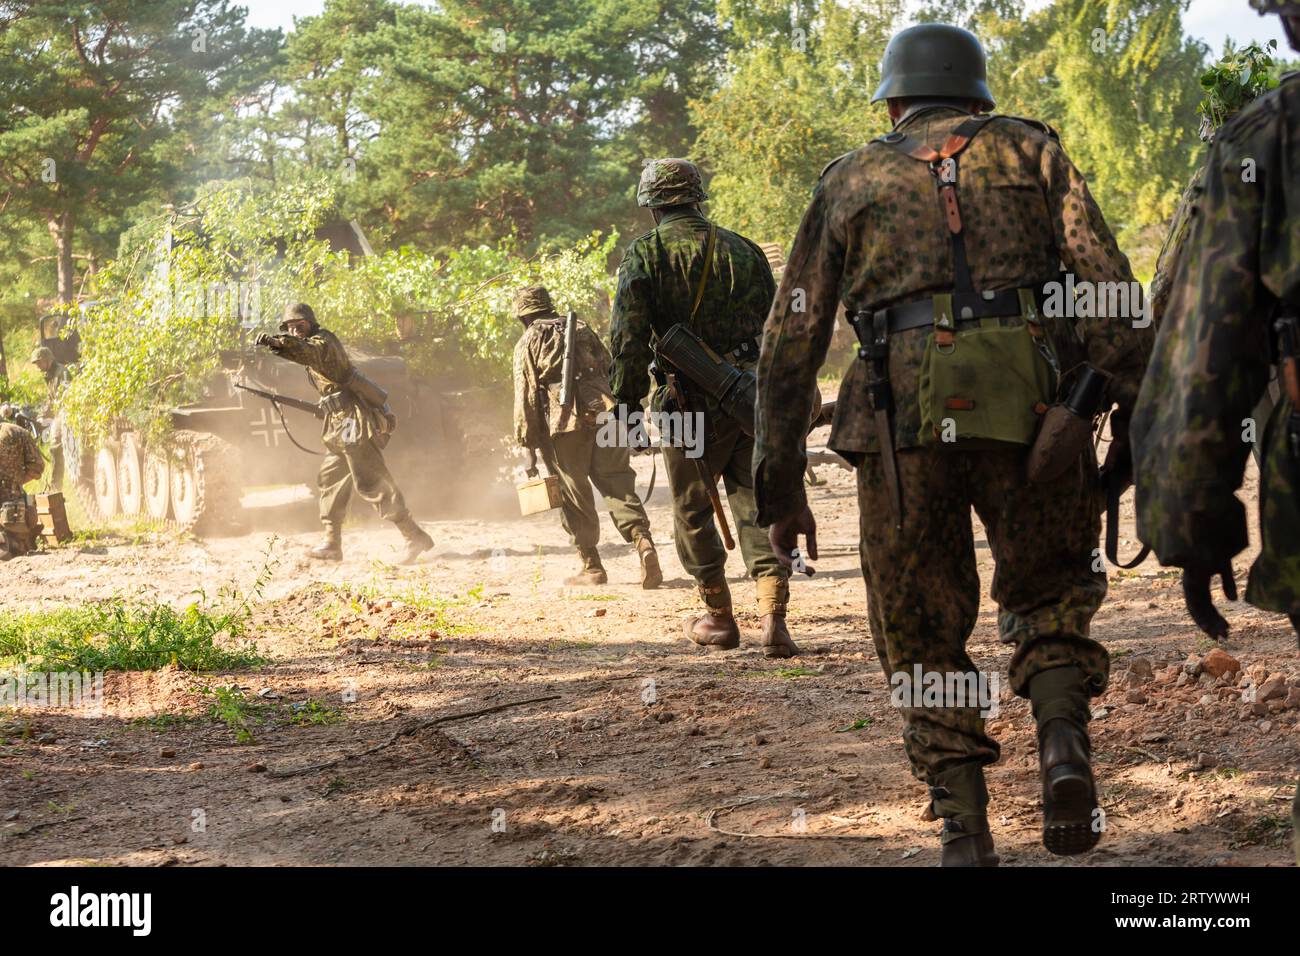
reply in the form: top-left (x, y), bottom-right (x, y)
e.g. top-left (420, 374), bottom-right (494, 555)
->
top-left (755, 23), bottom-right (1153, 863)
top-left (512, 284), bottom-right (662, 588)
top-left (256, 302), bottom-right (433, 565)
top-left (1132, 0), bottom-right (1300, 866)
top-left (29, 345), bottom-right (69, 491)
top-left (608, 158), bottom-right (798, 658)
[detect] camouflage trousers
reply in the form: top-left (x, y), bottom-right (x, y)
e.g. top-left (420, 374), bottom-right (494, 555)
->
top-left (319, 438), bottom-right (409, 531)
top-left (540, 427), bottom-right (652, 551)
top-left (857, 444), bottom-right (1110, 783)
top-left (662, 416), bottom-right (787, 598)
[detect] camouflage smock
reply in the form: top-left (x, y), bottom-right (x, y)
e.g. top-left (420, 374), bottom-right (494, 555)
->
top-left (264, 327), bottom-right (379, 451)
top-left (513, 313), bottom-right (617, 447)
top-left (0, 421), bottom-right (43, 498)
top-left (1132, 74), bottom-right (1300, 613)
top-left (754, 106), bottom-right (1153, 522)
top-left (608, 207), bottom-right (776, 414)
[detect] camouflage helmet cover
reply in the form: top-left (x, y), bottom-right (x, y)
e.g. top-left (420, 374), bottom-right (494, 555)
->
top-left (279, 302), bottom-right (318, 332)
top-left (30, 346), bottom-right (54, 365)
top-left (637, 158), bottom-right (708, 208)
top-left (513, 285), bottom-right (557, 319)
top-left (871, 23), bottom-right (996, 112)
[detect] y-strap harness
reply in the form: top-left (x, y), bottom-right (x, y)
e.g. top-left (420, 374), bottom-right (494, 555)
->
top-left (848, 114), bottom-right (1008, 529)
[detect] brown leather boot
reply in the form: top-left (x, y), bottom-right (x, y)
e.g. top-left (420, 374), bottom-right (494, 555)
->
top-left (635, 535), bottom-right (662, 590)
top-left (760, 614), bottom-right (799, 658)
top-left (685, 578), bottom-right (739, 649)
top-left (395, 517), bottom-right (434, 565)
top-left (685, 609), bottom-right (740, 649)
top-left (1031, 666), bottom-right (1101, 856)
top-left (565, 547), bottom-right (607, 586)
top-left (756, 576), bottom-right (798, 657)
top-left (309, 525), bottom-right (343, 561)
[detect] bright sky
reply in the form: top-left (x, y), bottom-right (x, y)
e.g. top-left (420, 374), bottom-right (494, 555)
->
top-left (240, 0), bottom-right (1291, 54)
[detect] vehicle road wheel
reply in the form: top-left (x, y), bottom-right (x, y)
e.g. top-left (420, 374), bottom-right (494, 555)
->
top-left (170, 431), bottom-right (242, 534)
top-left (170, 445), bottom-right (200, 528)
top-left (92, 441), bottom-right (121, 519)
top-left (143, 447), bottom-right (172, 521)
top-left (117, 433), bottom-right (144, 516)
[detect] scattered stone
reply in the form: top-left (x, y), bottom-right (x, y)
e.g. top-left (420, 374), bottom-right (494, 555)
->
top-left (159, 748), bottom-right (176, 758)
top-left (1196, 752), bottom-right (1217, 769)
top-left (247, 762), bottom-right (267, 773)
top-left (35, 733), bottom-right (57, 745)
top-left (758, 756), bottom-right (772, 770)
top-left (1285, 688), bottom-right (1300, 710)
top-left (1125, 689), bottom-right (1148, 705)
top-left (1258, 677), bottom-right (1287, 702)
top-left (189, 762), bottom-right (204, 770)
top-left (1197, 694), bottom-right (1215, 707)
top-left (752, 733), bottom-right (768, 746)
top-left (1181, 655), bottom-right (1203, 678)
top-left (653, 711), bottom-right (674, 724)
top-left (580, 717), bottom-right (603, 732)
top-left (1128, 657), bottom-right (1154, 680)
top-left (1200, 648), bottom-right (1240, 679)
top-left (3, 810), bottom-right (18, 821)
top-left (588, 608), bottom-right (607, 618)
top-left (1256, 720), bottom-right (1273, 733)
top-left (1169, 793), bottom-right (1184, 810)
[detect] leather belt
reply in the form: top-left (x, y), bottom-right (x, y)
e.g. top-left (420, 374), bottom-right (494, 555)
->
top-left (860, 287), bottom-right (1052, 336)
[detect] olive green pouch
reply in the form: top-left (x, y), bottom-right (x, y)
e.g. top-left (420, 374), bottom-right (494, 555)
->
top-left (918, 293), bottom-right (1055, 446)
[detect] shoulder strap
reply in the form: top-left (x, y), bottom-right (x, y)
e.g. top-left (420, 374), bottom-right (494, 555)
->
top-left (690, 222), bottom-right (717, 322)
top-left (875, 114), bottom-right (999, 294)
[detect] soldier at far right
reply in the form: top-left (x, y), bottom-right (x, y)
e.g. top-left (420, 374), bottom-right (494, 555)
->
top-left (1131, 0), bottom-right (1300, 867)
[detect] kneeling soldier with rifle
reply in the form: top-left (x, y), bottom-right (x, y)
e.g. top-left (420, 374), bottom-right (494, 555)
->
top-left (512, 286), bottom-right (661, 587)
top-left (254, 302), bottom-right (433, 565)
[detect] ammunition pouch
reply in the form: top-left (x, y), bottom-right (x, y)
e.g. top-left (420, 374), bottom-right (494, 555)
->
top-left (319, 392), bottom-right (348, 416)
top-left (655, 324), bottom-right (758, 436)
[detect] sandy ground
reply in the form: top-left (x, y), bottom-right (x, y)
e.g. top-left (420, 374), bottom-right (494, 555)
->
top-left (1, 430), bottom-right (1297, 867)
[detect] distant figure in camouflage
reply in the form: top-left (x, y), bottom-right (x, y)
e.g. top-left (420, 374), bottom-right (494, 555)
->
top-left (609, 157), bottom-right (797, 658)
top-left (255, 302), bottom-right (433, 565)
top-left (755, 24), bottom-right (1153, 864)
top-left (512, 285), bottom-right (662, 587)
top-left (1132, 0), bottom-right (1300, 867)
top-left (30, 345), bottom-right (69, 491)
top-left (0, 412), bottom-right (44, 560)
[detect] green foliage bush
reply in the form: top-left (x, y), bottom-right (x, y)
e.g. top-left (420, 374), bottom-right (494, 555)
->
top-left (60, 174), bottom-right (616, 445)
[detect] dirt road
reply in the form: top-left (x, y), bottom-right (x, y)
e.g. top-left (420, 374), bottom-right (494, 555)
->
top-left (1, 438), bottom-right (1296, 866)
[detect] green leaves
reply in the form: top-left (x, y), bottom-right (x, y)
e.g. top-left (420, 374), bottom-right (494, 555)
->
top-left (1196, 40), bottom-right (1280, 140)
top-left (60, 173), bottom-right (616, 444)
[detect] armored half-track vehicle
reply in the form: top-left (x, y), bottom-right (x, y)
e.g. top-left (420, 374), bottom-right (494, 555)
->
top-left (62, 339), bottom-right (487, 533)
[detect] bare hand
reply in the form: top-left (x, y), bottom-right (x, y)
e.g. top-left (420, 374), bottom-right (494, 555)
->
top-left (769, 503), bottom-right (818, 576)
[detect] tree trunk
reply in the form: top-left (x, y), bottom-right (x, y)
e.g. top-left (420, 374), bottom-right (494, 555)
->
top-left (47, 211), bottom-right (76, 304)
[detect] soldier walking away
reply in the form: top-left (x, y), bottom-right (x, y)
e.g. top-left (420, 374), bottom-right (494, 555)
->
top-left (0, 408), bottom-right (44, 560)
top-left (511, 285), bottom-right (662, 588)
top-left (609, 158), bottom-right (798, 659)
top-left (1131, 0), bottom-right (1300, 867)
top-left (30, 345), bottom-right (69, 491)
top-left (754, 24), bottom-right (1153, 864)
top-left (255, 303), bottom-right (433, 565)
